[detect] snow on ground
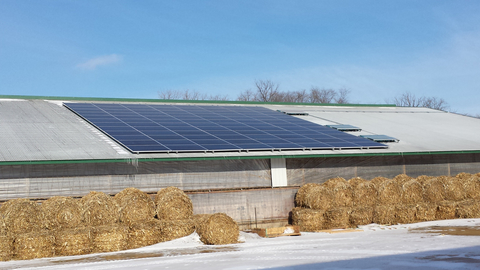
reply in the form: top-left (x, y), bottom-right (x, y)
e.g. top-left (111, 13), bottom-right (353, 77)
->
top-left (2, 219), bottom-right (480, 270)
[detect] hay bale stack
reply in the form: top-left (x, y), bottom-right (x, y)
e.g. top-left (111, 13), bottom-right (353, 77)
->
top-left (349, 206), bottom-right (374, 227)
top-left (377, 180), bottom-right (402, 205)
top-left (373, 205), bottom-right (396, 225)
top-left (401, 180), bottom-right (424, 204)
top-left (155, 187), bottom-right (193, 220)
top-left (462, 175), bottom-right (480, 200)
top-left (115, 188), bottom-right (155, 225)
top-left (423, 177), bottom-right (446, 203)
top-left (329, 182), bottom-right (353, 208)
top-left (394, 204), bottom-right (417, 224)
top-left (14, 230), bottom-right (55, 260)
top-left (415, 202), bottom-right (437, 222)
top-left (370, 177), bottom-right (389, 188)
top-left (158, 219), bottom-right (195, 242)
top-left (0, 235), bottom-right (13, 261)
top-left (291, 207), bottom-right (325, 232)
top-left (322, 177), bottom-right (348, 188)
top-left (41, 196), bottom-right (82, 230)
top-left (55, 227), bottom-right (92, 256)
top-left (456, 200), bottom-right (480, 219)
top-left (194, 213), bottom-right (239, 245)
top-left (415, 175), bottom-right (435, 186)
top-left (393, 174), bottom-right (413, 185)
top-left (295, 183), bottom-right (320, 207)
top-left (304, 185), bottom-right (333, 210)
top-left (80, 191), bottom-right (120, 226)
top-left (324, 207), bottom-right (351, 229)
top-left (348, 177), bottom-right (367, 188)
top-left (442, 176), bottom-right (465, 202)
top-left (436, 201), bottom-right (457, 220)
top-left (2, 198), bottom-right (43, 234)
top-left (352, 181), bottom-right (377, 207)
top-left (92, 224), bottom-right (129, 253)
top-left (128, 219), bottom-right (163, 249)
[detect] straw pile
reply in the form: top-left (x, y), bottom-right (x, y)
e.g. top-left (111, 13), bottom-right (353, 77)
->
top-left (115, 188), bottom-right (155, 225)
top-left (295, 183), bottom-right (320, 207)
top-left (347, 177), bottom-right (367, 188)
top-left (158, 219), bottom-right (195, 242)
top-left (393, 174), bottom-right (413, 185)
top-left (462, 175), bottom-right (480, 200)
top-left (322, 177), bottom-right (348, 189)
top-left (291, 207), bottom-right (325, 232)
top-left (373, 205), bottom-right (396, 225)
top-left (370, 176), bottom-right (389, 188)
top-left (456, 200), bottom-right (480, 219)
top-left (2, 198), bottom-right (43, 234)
top-left (0, 214), bottom-right (6, 235)
top-left (303, 185), bottom-right (333, 210)
top-left (456, 172), bottom-right (473, 180)
top-left (92, 224), bottom-right (129, 253)
top-left (435, 201), bottom-right (457, 220)
top-left (324, 207), bottom-right (351, 229)
top-left (55, 227), bottom-right (92, 256)
top-left (377, 180), bottom-right (402, 205)
top-left (155, 187), bottom-right (193, 220)
top-left (415, 175), bottom-right (435, 186)
top-left (401, 180), bottom-right (424, 205)
top-left (352, 181), bottom-right (377, 207)
top-left (127, 219), bottom-right (163, 249)
top-left (194, 213), bottom-right (239, 245)
top-left (329, 181), bottom-right (353, 208)
top-left (14, 230), bottom-right (55, 260)
top-left (423, 177), bottom-right (445, 203)
top-left (415, 202), bottom-right (437, 222)
top-left (442, 176), bottom-right (465, 201)
top-left (0, 235), bottom-right (13, 261)
top-left (80, 191), bottom-right (120, 226)
top-left (394, 204), bottom-right (417, 224)
top-left (41, 196), bottom-right (82, 230)
top-left (349, 206), bottom-right (374, 227)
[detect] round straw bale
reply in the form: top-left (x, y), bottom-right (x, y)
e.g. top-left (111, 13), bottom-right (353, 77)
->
top-left (41, 196), bottom-right (82, 230)
top-left (324, 207), bottom-right (351, 229)
top-left (0, 235), bottom-right (13, 261)
top-left (393, 174), bottom-right (413, 185)
top-left (14, 230), bottom-right (55, 260)
top-left (128, 219), bottom-right (163, 249)
top-left (463, 175), bottom-right (480, 200)
top-left (349, 206), bottom-right (374, 227)
top-left (291, 207), bottom-right (326, 232)
top-left (415, 175), bottom-right (435, 185)
top-left (80, 191), bottom-right (120, 226)
top-left (2, 198), bottom-right (43, 234)
top-left (415, 202), bottom-right (437, 222)
top-left (373, 205), bottom-right (396, 225)
top-left (377, 180), bottom-right (402, 205)
top-left (476, 173), bottom-right (480, 177)
top-left (92, 224), bottom-right (129, 253)
top-left (394, 204), bottom-right (417, 224)
top-left (435, 201), bottom-right (457, 220)
top-left (304, 185), bottom-right (333, 210)
top-left (370, 177), bottom-right (389, 188)
top-left (422, 177), bottom-right (446, 203)
top-left (158, 219), bottom-right (195, 242)
top-left (322, 177), bottom-right (348, 189)
top-left (115, 188), bottom-right (155, 224)
top-left (194, 213), bottom-right (239, 245)
top-left (348, 177), bottom-right (367, 188)
top-left (55, 227), bottom-right (92, 256)
top-left (295, 183), bottom-right (320, 207)
top-left (442, 176), bottom-right (465, 202)
top-left (329, 182), bottom-right (353, 208)
top-left (456, 172), bottom-right (473, 180)
top-left (456, 199), bottom-right (480, 219)
top-left (155, 187), bottom-right (193, 220)
top-left (401, 180), bottom-right (424, 204)
top-left (352, 181), bottom-right (378, 207)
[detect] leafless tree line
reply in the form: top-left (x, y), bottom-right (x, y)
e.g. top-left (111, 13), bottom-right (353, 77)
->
top-left (389, 92), bottom-right (449, 111)
top-left (158, 89), bottom-right (229, 101)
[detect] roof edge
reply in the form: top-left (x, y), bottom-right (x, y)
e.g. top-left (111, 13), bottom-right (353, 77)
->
top-left (0, 94), bottom-right (396, 107)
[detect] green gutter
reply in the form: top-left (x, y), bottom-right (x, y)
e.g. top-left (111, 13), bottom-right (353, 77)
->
top-left (0, 94), bottom-right (396, 107)
top-left (2, 150), bottom-right (480, 166)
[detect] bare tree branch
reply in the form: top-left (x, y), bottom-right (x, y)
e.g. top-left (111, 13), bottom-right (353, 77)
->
top-left (392, 91), bottom-right (449, 111)
top-left (255, 79), bottom-right (280, 102)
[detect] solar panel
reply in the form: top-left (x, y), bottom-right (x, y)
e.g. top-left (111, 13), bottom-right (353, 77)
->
top-left (64, 103), bottom-right (388, 153)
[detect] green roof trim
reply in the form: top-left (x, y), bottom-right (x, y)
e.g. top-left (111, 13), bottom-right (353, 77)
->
top-left (0, 94), bottom-right (396, 107)
top-left (1, 150), bottom-right (480, 166)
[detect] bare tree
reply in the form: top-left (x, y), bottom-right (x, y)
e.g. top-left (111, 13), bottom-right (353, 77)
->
top-left (254, 79), bottom-right (281, 102)
top-left (309, 87), bottom-right (337, 103)
top-left (391, 92), bottom-right (449, 111)
top-left (158, 90), bottom-right (183, 100)
top-left (237, 89), bottom-right (256, 101)
top-left (334, 88), bottom-right (350, 104)
top-left (421, 96), bottom-right (448, 111)
top-left (158, 89), bottom-right (228, 101)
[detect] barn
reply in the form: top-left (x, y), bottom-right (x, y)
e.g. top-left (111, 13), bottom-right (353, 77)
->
top-left (1, 95), bottom-right (480, 229)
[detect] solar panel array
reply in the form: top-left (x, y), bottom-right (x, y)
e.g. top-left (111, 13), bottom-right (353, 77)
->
top-left (64, 103), bottom-right (387, 153)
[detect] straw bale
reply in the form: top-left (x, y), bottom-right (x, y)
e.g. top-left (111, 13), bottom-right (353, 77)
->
top-left (304, 185), bottom-right (333, 210)
top-left (2, 198), bottom-right (43, 234)
top-left (41, 196), bottom-right (82, 230)
top-left (349, 206), bottom-right (374, 227)
top-left (322, 177), bottom-right (348, 189)
top-left (422, 177), bottom-right (446, 203)
top-left (80, 191), bottom-right (120, 226)
top-left (14, 230), bottom-right (55, 260)
top-left (476, 173), bottom-right (480, 177)
top-left (442, 176), bottom-right (465, 202)
top-left (324, 207), bottom-right (351, 229)
top-left (352, 181), bottom-right (377, 207)
top-left (370, 177), bottom-right (389, 188)
top-left (394, 204), bottom-right (417, 224)
top-left (115, 188), bottom-right (155, 224)
top-left (435, 201), bottom-right (457, 220)
top-left (92, 224), bottom-right (129, 253)
top-left (456, 200), bottom-right (480, 219)
top-left (415, 202), bottom-right (437, 222)
top-left (155, 187), bottom-right (193, 220)
top-left (377, 180), bottom-right (402, 205)
top-left (295, 183), bottom-right (320, 207)
top-left (330, 182), bottom-right (353, 208)
top-left (348, 177), bottom-right (367, 188)
top-left (373, 205), bottom-right (396, 225)
top-left (291, 207), bottom-right (326, 232)
top-left (128, 219), bottom-right (163, 249)
top-left (0, 235), bottom-right (13, 261)
top-left (393, 174), bottom-right (413, 185)
top-left (55, 227), bottom-right (92, 256)
top-left (463, 175), bottom-right (480, 200)
top-left (0, 214), bottom-right (6, 235)
top-left (456, 172), bottom-right (473, 180)
top-left (158, 219), bottom-right (195, 242)
top-left (401, 180), bottom-right (424, 204)
top-left (415, 175), bottom-right (435, 186)
top-left (194, 213), bottom-right (239, 245)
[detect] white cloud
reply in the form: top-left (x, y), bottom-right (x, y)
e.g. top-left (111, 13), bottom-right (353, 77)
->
top-left (76, 54), bottom-right (122, 70)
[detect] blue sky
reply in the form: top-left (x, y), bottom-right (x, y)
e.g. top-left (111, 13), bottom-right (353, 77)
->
top-left (1, 1), bottom-right (479, 115)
